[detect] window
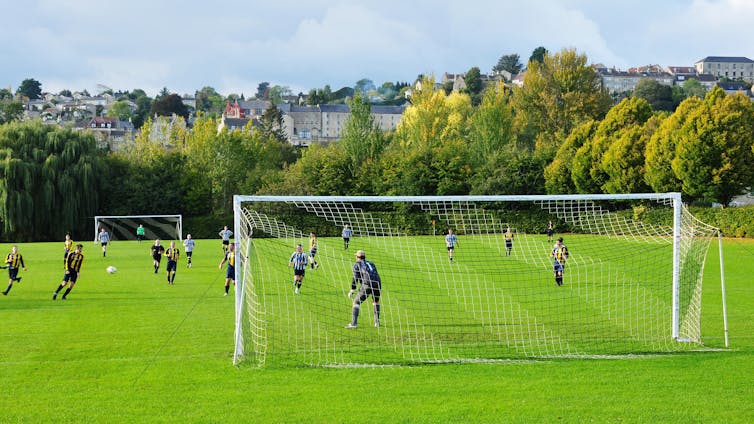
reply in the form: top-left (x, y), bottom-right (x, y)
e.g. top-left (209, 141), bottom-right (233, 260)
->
top-left (300, 130), bottom-right (311, 139)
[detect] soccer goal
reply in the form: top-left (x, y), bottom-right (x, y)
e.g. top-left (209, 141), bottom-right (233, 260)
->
top-left (232, 194), bottom-right (726, 367)
top-left (93, 215), bottom-right (183, 242)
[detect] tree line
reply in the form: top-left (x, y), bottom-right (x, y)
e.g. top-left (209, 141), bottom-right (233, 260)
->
top-left (1, 48), bottom-right (753, 241)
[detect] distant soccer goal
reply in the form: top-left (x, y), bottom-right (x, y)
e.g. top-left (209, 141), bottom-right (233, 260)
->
top-left (93, 215), bottom-right (183, 242)
top-left (232, 194), bottom-right (724, 367)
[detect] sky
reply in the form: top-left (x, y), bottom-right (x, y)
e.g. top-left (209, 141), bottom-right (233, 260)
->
top-left (3, 0), bottom-right (754, 97)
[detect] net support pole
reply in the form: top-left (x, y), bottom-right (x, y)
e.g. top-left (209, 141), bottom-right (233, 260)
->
top-left (232, 196), bottom-right (244, 365)
top-left (718, 230), bottom-right (729, 347)
top-left (671, 193), bottom-right (682, 340)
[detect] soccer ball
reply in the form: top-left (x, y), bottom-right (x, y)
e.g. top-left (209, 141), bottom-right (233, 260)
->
top-left (106, 266), bottom-right (117, 274)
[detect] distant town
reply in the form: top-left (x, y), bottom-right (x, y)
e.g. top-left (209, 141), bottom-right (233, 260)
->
top-left (3, 55), bottom-right (752, 148)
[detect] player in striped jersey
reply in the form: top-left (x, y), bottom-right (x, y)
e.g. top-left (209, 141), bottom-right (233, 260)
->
top-left (218, 242), bottom-right (236, 296)
top-left (53, 244), bottom-right (84, 300)
top-left (164, 241), bottom-right (180, 285)
top-left (445, 229), bottom-right (458, 262)
top-left (288, 243), bottom-right (308, 294)
top-left (64, 233), bottom-right (74, 264)
top-left (2, 246), bottom-right (27, 295)
top-left (550, 237), bottom-right (569, 286)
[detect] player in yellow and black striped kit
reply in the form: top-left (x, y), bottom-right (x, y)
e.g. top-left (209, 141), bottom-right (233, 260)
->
top-left (164, 241), bottom-right (180, 285)
top-left (2, 245), bottom-right (27, 296)
top-left (53, 244), bottom-right (84, 300)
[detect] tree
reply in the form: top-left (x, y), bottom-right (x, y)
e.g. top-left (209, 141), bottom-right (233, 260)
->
top-left (511, 48), bottom-right (612, 149)
top-left (463, 67), bottom-right (483, 105)
top-left (672, 88), bottom-right (754, 205)
top-left (150, 94), bottom-right (189, 120)
top-left (529, 46), bottom-right (548, 64)
top-left (16, 78), bottom-right (42, 99)
top-left (195, 86), bottom-right (224, 114)
top-left (544, 120), bottom-right (598, 194)
top-left (644, 98), bottom-right (701, 193)
top-left (468, 82), bottom-right (515, 167)
top-left (600, 115), bottom-right (660, 193)
top-left (132, 95), bottom-right (153, 128)
top-left (106, 101), bottom-right (133, 122)
top-left (340, 91), bottom-right (386, 193)
top-left (0, 121), bottom-right (101, 241)
top-left (571, 97), bottom-right (653, 193)
top-left (0, 101), bottom-right (24, 124)
top-left (354, 78), bottom-right (376, 96)
top-left (0, 89), bottom-right (12, 100)
top-left (257, 103), bottom-right (287, 143)
top-left (493, 53), bottom-right (523, 76)
top-left (268, 85), bottom-right (292, 104)
top-left (683, 78), bottom-right (707, 99)
top-left (632, 78), bottom-right (674, 111)
top-left (256, 82), bottom-right (270, 100)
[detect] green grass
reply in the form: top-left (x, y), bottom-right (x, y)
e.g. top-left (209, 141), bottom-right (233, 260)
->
top-left (0, 238), bottom-right (752, 422)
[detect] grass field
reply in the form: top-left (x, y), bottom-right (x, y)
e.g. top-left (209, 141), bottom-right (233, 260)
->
top-left (0, 237), bottom-right (752, 423)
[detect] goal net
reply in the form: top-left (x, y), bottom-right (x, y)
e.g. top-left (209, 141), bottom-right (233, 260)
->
top-left (232, 194), bottom-right (720, 367)
top-left (93, 215), bottom-right (183, 242)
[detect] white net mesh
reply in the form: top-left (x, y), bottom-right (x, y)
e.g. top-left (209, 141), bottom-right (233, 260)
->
top-left (233, 195), bottom-right (718, 367)
top-left (94, 215), bottom-right (182, 241)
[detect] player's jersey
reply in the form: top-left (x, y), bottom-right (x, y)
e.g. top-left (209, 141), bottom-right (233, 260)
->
top-left (505, 231), bottom-right (514, 242)
top-left (65, 251), bottom-right (84, 272)
top-left (353, 260), bottom-right (381, 289)
top-left (64, 239), bottom-right (74, 252)
top-left (183, 239), bottom-right (195, 252)
top-left (5, 253), bottom-right (24, 269)
top-left (445, 234), bottom-right (458, 248)
top-left (551, 244), bottom-right (569, 263)
top-left (136, 227), bottom-right (145, 236)
top-left (219, 229), bottom-right (233, 241)
top-left (224, 251), bottom-right (236, 268)
top-left (290, 251), bottom-right (308, 270)
top-left (98, 231), bottom-right (110, 243)
top-left (309, 236), bottom-right (318, 253)
top-left (165, 247), bottom-right (180, 262)
top-left (151, 244), bottom-right (165, 258)
top-left (342, 227), bottom-right (353, 238)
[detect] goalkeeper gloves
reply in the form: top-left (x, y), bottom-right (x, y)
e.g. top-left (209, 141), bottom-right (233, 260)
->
top-left (348, 289), bottom-right (355, 299)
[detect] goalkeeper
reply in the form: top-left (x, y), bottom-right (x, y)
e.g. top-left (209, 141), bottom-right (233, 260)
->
top-left (346, 250), bottom-right (382, 329)
top-left (550, 237), bottom-right (569, 286)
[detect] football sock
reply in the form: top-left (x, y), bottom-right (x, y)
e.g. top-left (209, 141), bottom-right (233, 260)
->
top-left (3, 283), bottom-right (11, 294)
top-left (556, 276), bottom-right (563, 286)
top-left (54, 284), bottom-right (63, 294)
top-left (62, 287), bottom-right (72, 298)
top-left (374, 304), bottom-right (380, 323)
top-left (225, 285), bottom-right (230, 294)
top-left (351, 304), bottom-right (360, 326)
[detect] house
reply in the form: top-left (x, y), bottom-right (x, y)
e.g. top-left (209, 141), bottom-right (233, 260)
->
top-left (597, 66), bottom-right (673, 94)
top-left (716, 81), bottom-right (751, 96)
top-left (694, 56), bottom-right (754, 82)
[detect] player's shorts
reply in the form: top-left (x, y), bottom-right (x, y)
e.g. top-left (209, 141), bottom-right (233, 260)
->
top-left (547, 229), bottom-right (554, 236)
top-left (343, 237), bottom-right (350, 242)
top-left (8, 267), bottom-right (18, 280)
top-left (63, 270), bottom-right (79, 283)
top-left (136, 235), bottom-right (143, 241)
top-left (222, 240), bottom-right (230, 246)
top-left (63, 250), bottom-right (70, 259)
top-left (186, 251), bottom-right (193, 258)
top-left (101, 242), bottom-right (108, 246)
top-left (294, 269), bottom-right (305, 277)
top-left (505, 240), bottom-right (513, 248)
top-left (166, 260), bottom-right (177, 272)
top-left (355, 283), bottom-right (381, 304)
top-left (553, 260), bottom-right (565, 274)
top-left (152, 254), bottom-right (162, 262)
top-left (309, 248), bottom-right (317, 257)
top-left (226, 265), bottom-right (235, 280)
top-left (447, 246), bottom-right (454, 251)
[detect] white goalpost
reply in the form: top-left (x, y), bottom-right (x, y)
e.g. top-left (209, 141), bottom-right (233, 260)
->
top-left (232, 194), bottom-right (725, 367)
top-left (93, 214), bottom-right (183, 242)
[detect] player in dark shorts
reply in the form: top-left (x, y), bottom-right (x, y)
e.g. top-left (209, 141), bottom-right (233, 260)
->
top-left (164, 241), bottom-right (180, 285)
top-left (2, 245), bottom-right (27, 296)
top-left (53, 244), bottom-right (84, 300)
top-left (547, 220), bottom-right (554, 243)
top-left (345, 250), bottom-right (382, 328)
top-left (151, 239), bottom-right (165, 273)
top-left (288, 244), bottom-right (308, 294)
top-left (550, 237), bottom-right (569, 286)
top-left (219, 242), bottom-right (237, 296)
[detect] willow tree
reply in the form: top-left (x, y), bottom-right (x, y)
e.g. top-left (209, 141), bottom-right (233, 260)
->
top-left (0, 121), bottom-right (101, 241)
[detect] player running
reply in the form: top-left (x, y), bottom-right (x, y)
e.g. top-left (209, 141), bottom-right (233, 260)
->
top-left (53, 244), bottom-right (84, 300)
top-left (164, 241), bottom-right (180, 285)
top-left (2, 246), bottom-right (27, 296)
top-left (183, 234), bottom-right (195, 268)
top-left (288, 244), bottom-right (308, 294)
top-left (445, 229), bottom-right (458, 262)
top-left (151, 239), bottom-right (165, 273)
